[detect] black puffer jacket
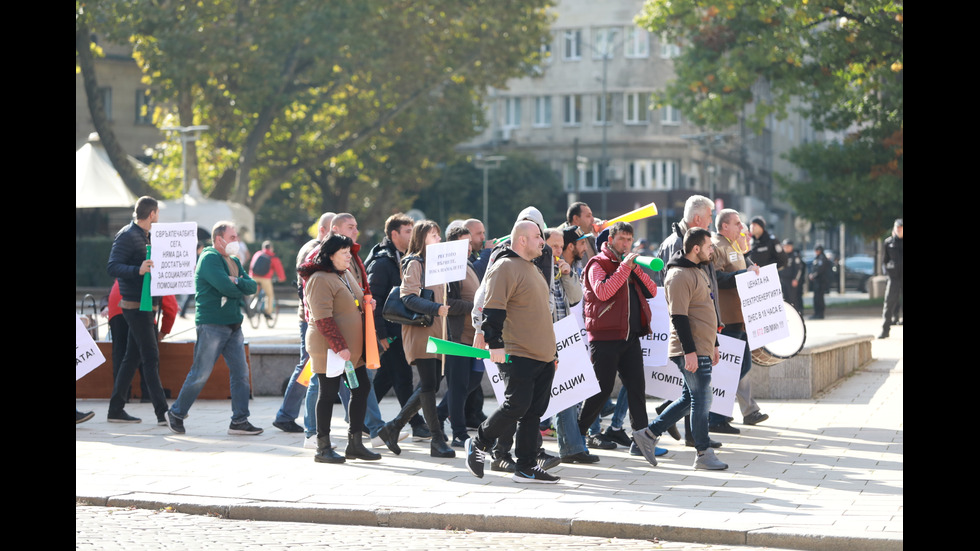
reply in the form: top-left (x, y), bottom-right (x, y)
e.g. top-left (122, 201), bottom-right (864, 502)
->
top-left (107, 221), bottom-right (152, 302)
top-left (365, 238), bottom-right (403, 341)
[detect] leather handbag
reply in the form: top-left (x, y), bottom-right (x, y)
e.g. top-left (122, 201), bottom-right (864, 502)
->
top-left (381, 285), bottom-right (434, 327)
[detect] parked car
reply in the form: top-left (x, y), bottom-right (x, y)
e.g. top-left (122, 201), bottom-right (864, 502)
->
top-left (801, 251), bottom-right (874, 292)
top-left (841, 255), bottom-right (874, 292)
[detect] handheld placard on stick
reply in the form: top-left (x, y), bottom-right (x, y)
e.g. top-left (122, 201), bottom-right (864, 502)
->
top-left (139, 245), bottom-right (153, 311)
top-left (597, 202), bottom-right (659, 231)
top-left (426, 337), bottom-right (511, 363)
top-left (634, 256), bottom-right (665, 272)
top-left (363, 294), bottom-right (381, 369)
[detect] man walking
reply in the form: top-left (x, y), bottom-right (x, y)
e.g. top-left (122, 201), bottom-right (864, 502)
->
top-left (711, 210), bottom-right (767, 430)
top-left (633, 228), bottom-right (728, 470)
top-left (366, 213), bottom-right (429, 439)
top-left (105, 196), bottom-right (170, 424)
top-left (273, 213), bottom-right (333, 436)
top-left (879, 219), bottom-right (903, 338)
top-left (167, 221), bottom-right (263, 435)
top-left (576, 221), bottom-right (658, 457)
top-left (465, 221), bottom-right (560, 483)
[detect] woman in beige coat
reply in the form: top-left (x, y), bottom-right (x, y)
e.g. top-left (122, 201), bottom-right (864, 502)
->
top-left (299, 234), bottom-right (381, 464)
top-left (376, 220), bottom-right (456, 458)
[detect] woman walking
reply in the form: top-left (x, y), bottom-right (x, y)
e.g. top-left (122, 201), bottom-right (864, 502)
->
top-left (376, 220), bottom-right (457, 458)
top-left (300, 234), bottom-right (381, 463)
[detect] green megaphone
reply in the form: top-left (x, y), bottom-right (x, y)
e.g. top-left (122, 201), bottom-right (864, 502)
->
top-left (426, 337), bottom-right (511, 363)
top-left (634, 255), bottom-right (664, 271)
top-left (139, 244), bottom-right (153, 311)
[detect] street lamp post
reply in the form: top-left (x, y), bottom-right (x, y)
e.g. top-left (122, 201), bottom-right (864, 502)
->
top-left (162, 125), bottom-right (209, 221)
top-left (474, 154), bottom-right (505, 236)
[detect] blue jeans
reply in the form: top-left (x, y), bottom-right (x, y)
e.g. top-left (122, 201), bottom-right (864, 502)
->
top-left (338, 368), bottom-right (384, 437)
top-left (275, 320), bottom-right (309, 424)
top-left (555, 403), bottom-right (587, 457)
top-left (610, 386), bottom-right (629, 430)
top-left (648, 355), bottom-right (713, 451)
top-left (170, 324), bottom-right (252, 423)
top-left (304, 374), bottom-right (319, 438)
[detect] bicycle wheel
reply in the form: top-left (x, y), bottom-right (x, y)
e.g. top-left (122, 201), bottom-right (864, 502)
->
top-left (248, 292), bottom-right (262, 329)
top-left (265, 297), bottom-right (279, 328)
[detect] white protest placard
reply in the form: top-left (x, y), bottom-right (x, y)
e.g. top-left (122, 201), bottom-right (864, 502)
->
top-left (150, 222), bottom-right (198, 296)
top-left (735, 263), bottom-right (790, 349)
top-left (641, 293), bottom-right (670, 367)
top-left (424, 239), bottom-right (469, 287)
top-left (642, 332), bottom-right (743, 417)
top-left (481, 314), bottom-right (600, 419)
top-left (76, 317), bottom-right (106, 381)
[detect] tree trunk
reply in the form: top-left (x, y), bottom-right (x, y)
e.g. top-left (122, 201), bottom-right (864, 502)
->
top-left (76, 20), bottom-right (155, 199)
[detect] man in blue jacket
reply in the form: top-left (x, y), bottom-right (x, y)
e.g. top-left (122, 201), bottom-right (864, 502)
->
top-left (106, 196), bottom-right (170, 424)
top-left (167, 221), bottom-right (263, 435)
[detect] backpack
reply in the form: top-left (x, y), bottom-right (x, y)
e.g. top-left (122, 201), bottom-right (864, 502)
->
top-left (252, 253), bottom-right (272, 277)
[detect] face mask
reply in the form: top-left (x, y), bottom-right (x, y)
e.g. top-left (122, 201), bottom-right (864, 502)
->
top-left (224, 240), bottom-right (240, 256)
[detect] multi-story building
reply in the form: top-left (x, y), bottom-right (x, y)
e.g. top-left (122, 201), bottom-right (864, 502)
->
top-left (76, 35), bottom-right (161, 162)
top-left (458, 0), bottom-right (812, 245)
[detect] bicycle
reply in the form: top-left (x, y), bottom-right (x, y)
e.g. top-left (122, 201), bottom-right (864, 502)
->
top-left (247, 287), bottom-right (279, 329)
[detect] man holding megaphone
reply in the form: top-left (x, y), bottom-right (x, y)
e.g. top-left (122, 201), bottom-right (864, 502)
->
top-left (577, 221), bottom-right (659, 458)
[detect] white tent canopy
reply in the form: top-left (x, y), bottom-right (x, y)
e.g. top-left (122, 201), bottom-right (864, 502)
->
top-left (158, 178), bottom-right (256, 243)
top-left (75, 133), bottom-right (255, 242)
top-left (75, 136), bottom-right (142, 208)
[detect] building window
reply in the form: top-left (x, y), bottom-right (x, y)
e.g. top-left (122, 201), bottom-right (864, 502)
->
top-left (624, 26), bottom-right (650, 58)
top-left (564, 161), bottom-right (606, 191)
top-left (594, 93), bottom-right (613, 125)
top-left (534, 96), bottom-right (552, 127)
top-left (135, 89), bottom-right (153, 125)
top-left (502, 97), bottom-right (521, 128)
top-left (98, 87), bottom-right (113, 121)
top-left (628, 160), bottom-right (679, 190)
top-left (624, 92), bottom-right (649, 124)
top-left (563, 95), bottom-right (581, 126)
top-left (659, 34), bottom-right (681, 58)
top-left (661, 105), bottom-right (681, 126)
top-left (563, 29), bottom-right (582, 60)
top-left (592, 27), bottom-right (619, 59)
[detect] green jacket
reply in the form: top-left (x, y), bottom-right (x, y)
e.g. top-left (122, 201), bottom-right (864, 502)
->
top-left (194, 247), bottom-right (258, 325)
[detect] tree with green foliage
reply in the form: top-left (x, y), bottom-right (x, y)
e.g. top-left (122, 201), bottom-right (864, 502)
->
top-left (414, 154), bottom-right (566, 238)
top-left (81, 0), bottom-right (554, 237)
top-left (637, 0), bottom-right (902, 237)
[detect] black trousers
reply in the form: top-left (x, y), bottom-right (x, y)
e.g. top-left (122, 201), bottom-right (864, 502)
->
top-left (109, 309), bottom-right (168, 418)
top-left (316, 367), bottom-right (369, 437)
top-left (476, 356), bottom-right (555, 469)
top-left (578, 336), bottom-right (649, 434)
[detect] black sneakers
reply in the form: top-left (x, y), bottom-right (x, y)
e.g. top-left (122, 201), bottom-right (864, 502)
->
top-left (76, 410), bottom-right (95, 424)
top-left (107, 411), bottom-right (141, 423)
top-left (228, 420), bottom-right (264, 435)
top-left (536, 449), bottom-right (561, 470)
top-left (513, 465), bottom-right (560, 484)
top-left (273, 420), bottom-right (305, 433)
top-left (490, 453), bottom-right (516, 473)
top-left (166, 411), bottom-right (185, 434)
top-left (602, 427), bottom-right (632, 447)
top-left (465, 438), bottom-right (488, 478)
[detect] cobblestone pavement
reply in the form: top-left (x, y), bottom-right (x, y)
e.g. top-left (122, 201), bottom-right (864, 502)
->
top-left (76, 505), bottom-right (801, 551)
